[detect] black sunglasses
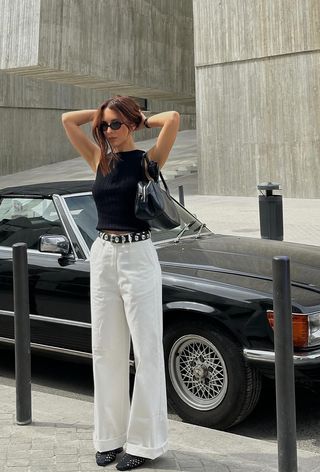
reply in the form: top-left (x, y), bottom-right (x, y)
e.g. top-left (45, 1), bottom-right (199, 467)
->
top-left (100, 120), bottom-right (124, 132)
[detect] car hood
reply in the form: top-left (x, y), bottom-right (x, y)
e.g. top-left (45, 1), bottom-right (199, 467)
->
top-left (157, 233), bottom-right (320, 301)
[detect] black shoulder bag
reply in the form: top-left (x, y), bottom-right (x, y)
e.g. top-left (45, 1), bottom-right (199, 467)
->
top-left (135, 153), bottom-right (180, 230)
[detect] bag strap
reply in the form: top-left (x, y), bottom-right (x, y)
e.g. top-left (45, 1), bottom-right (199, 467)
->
top-left (142, 152), bottom-right (170, 192)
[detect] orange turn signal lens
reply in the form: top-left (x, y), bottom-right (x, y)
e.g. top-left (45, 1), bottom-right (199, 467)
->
top-left (267, 310), bottom-right (309, 348)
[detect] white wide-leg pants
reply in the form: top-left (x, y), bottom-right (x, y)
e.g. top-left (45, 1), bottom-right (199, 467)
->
top-left (90, 236), bottom-right (168, 459)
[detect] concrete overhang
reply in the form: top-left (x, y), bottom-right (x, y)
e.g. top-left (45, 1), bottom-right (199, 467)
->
top-left (0, 0), bottom-right (195, 103)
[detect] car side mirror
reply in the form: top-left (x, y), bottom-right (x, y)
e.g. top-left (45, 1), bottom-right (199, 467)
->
top-left (39, 235), bottom-right (70, 256)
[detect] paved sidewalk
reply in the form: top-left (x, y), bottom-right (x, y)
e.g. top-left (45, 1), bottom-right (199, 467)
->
top-left (1, 382), bottom-right (320, 472)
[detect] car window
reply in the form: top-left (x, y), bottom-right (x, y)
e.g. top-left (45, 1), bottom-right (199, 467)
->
top-left (63, 194), bottom-right (208, 249)
top-left (64, 195), bottom-right (99, 249)
top-left (0, 197), bottom-right (65, 250)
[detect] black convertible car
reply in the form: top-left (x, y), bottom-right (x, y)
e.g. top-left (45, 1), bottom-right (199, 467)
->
top-left (1, 181), bottom-right (320, 430)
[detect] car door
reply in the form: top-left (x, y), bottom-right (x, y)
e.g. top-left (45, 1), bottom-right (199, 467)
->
top-left (0, 195), bottom-right (92, 356)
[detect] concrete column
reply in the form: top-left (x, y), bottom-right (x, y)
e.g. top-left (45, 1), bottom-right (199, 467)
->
top-left (193, 0), bottom-right (320, 198)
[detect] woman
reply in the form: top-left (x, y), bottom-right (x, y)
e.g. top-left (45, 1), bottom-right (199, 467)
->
top-left (62, 96), bottom-right (180, 470)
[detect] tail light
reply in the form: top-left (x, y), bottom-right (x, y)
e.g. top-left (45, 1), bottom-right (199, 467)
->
top-left (267, 310), bottom-right (310, 348)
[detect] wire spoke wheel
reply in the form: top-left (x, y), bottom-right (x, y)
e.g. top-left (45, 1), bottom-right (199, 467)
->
top-left (169, 334), bottom-right (228, 411)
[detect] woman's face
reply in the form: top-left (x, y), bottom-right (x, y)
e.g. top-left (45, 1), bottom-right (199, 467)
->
top-left (102, 107), bottom-right (134, 150)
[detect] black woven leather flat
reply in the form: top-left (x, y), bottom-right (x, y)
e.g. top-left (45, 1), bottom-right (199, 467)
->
top-left (95, 447), bottom-right (123, 466)
top-left (116, 453), bottom-right (147, 470)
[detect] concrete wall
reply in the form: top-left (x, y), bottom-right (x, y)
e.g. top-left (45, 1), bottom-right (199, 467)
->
top-left (0, 71), bottom-right (195, 175)
top-left (1, 0), bottom-right (194, 102)
top-left (0, 0), bottom-right (195, 176)
top-left (193, 0), bottom-right (320, 198)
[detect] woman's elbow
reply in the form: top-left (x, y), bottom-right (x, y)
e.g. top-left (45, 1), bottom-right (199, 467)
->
top-left (171, 111), bottom-right (180, 122)
top-left (61, 112), bottom-right (69, 124)
top-left (170, 111), bottom-right (180, 130)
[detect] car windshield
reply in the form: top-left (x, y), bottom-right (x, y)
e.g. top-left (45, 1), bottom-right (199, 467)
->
top-left (0, 197), bottom-right (64, 249)
top-left (63, 194), bottom-right (210, 249)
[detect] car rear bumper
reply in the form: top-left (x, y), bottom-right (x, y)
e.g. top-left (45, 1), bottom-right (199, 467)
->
top-left (243, 347), bottom-right (320, 366)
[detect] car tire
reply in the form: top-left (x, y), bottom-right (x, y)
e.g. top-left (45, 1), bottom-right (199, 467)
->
top-left (164, 319), bottom-right (261, 430)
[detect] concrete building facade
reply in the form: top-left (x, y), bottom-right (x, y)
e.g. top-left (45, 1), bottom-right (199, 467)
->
top-left (2, 0), bottom-right (319, 199)
top-left (0, 0), bottom-right (195, 175)
top-left (193, 0), bottom-right (320, 198)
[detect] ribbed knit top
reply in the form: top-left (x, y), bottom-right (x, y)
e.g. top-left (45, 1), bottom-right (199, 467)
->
top-left (92, 150), bottom-right (150, 232)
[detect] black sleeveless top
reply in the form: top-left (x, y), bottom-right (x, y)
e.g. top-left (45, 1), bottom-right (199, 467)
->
top-left (92, 150), bottom-right (150, 232)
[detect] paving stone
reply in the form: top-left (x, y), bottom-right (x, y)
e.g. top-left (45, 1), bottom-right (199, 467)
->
top-left (31, 440), bottom-right (54, 450)
top-left (3, 467), bottom-right (30, 472)
top-left (78, 438), bottom-right (93, 446)
top-left (54, 447), bottom-right (78, 455)
top-left (78, 454), bottom-right (95, 464)
top-left (55, 433), bottom-right (79, 442)
top-left (31, 450), bottom-right (54, 459)
top-left (0, 415), bottom-right (13, 421)
top-left (152, 459), bottom-right (178, 469)
top-left (6, 458), bottom-right (30, 467)
top-left (56, 462), bottom-right (79, 471)
top-left (54, 440), bottom-right (79, 449)
top-left (9, 437), bottom-right (32, 444)
top-left (29, 466), bottom-right (57, 472)
top-left (79, 465), bottom-right (103, 472)
top-left (6, 451), bottom-right (31, 460)
top-left (76, 432), bottom-right (93, 439)
top-left (30, 429), bottom-right (57, 438)
top-left (180, 467), bottom-right (207, 472)
top-left (0, 427), bottom-right (13, 438)
top-left (56, 454), bottom-right (78, 463)
top-left (76, 426), bottom-right (93, 432)
top-left (56, 428), bottom-right (78, 435)
top-left (29, 458), bottom-right (56, 468)
top-left (0, 421), bottom-right (12, 426)
top-left (7, 442), bottom-right (31, 450)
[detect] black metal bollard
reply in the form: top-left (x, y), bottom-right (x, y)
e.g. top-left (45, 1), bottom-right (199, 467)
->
top-left (12, 243), bottom-right (32, 425)
top-left (178, 185), bottom-right (185, 206)
top-left (272, 256), bottom-right (297, 472)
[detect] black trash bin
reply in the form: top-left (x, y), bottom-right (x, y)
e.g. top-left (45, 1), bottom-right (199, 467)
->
top-left (258, 182), bottom-right (283, 241)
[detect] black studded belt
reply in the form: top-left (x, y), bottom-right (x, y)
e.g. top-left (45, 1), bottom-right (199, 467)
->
top-left (98, 230), bottom-right (151, 244)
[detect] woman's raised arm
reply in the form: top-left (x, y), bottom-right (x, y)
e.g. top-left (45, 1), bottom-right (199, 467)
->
top-left (61, 110), bottom-right (101, 172)
top-left (142, 111), bottom-right (180, 168)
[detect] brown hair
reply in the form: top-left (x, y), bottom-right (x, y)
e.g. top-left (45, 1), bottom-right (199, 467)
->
top-left (92, 95), bottom-right (143, 175)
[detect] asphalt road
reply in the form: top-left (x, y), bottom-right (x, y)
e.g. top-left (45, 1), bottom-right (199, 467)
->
top-left (1, 345), bottom-right (320, 455)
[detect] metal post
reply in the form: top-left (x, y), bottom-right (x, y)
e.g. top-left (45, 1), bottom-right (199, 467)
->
top-left (272, 256), bottom-right (297, 472)
top-left (178, 185), bottom-right (185, 206)
top-left (12, 243), bottom-right (32, 425)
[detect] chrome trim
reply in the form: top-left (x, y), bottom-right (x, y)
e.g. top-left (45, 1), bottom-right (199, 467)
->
top-left (0, 336), bottom-right (92, 358)
top-left (244, 348), bottom-right (320, 365)
top-left (39, 234), bottom-right (70, 256)
top-left (0, 246), bottom-right (61, 257)
top-left (0, 336), bottom-right (135, 367)
top-left (62, 191), bottom-right (93, 198)
top-left (243, 349), bottom-right (275, 364)
top-left (153, 231), bottom-right (212, 247)
top-left (59, 194), bottom-right (91, 260)
top-left (166, 301), bottom-right (215, 313)
top-left (0, 309), bottom-right (91, 328)
top-left (52, 194), bottom-right (79, 260)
